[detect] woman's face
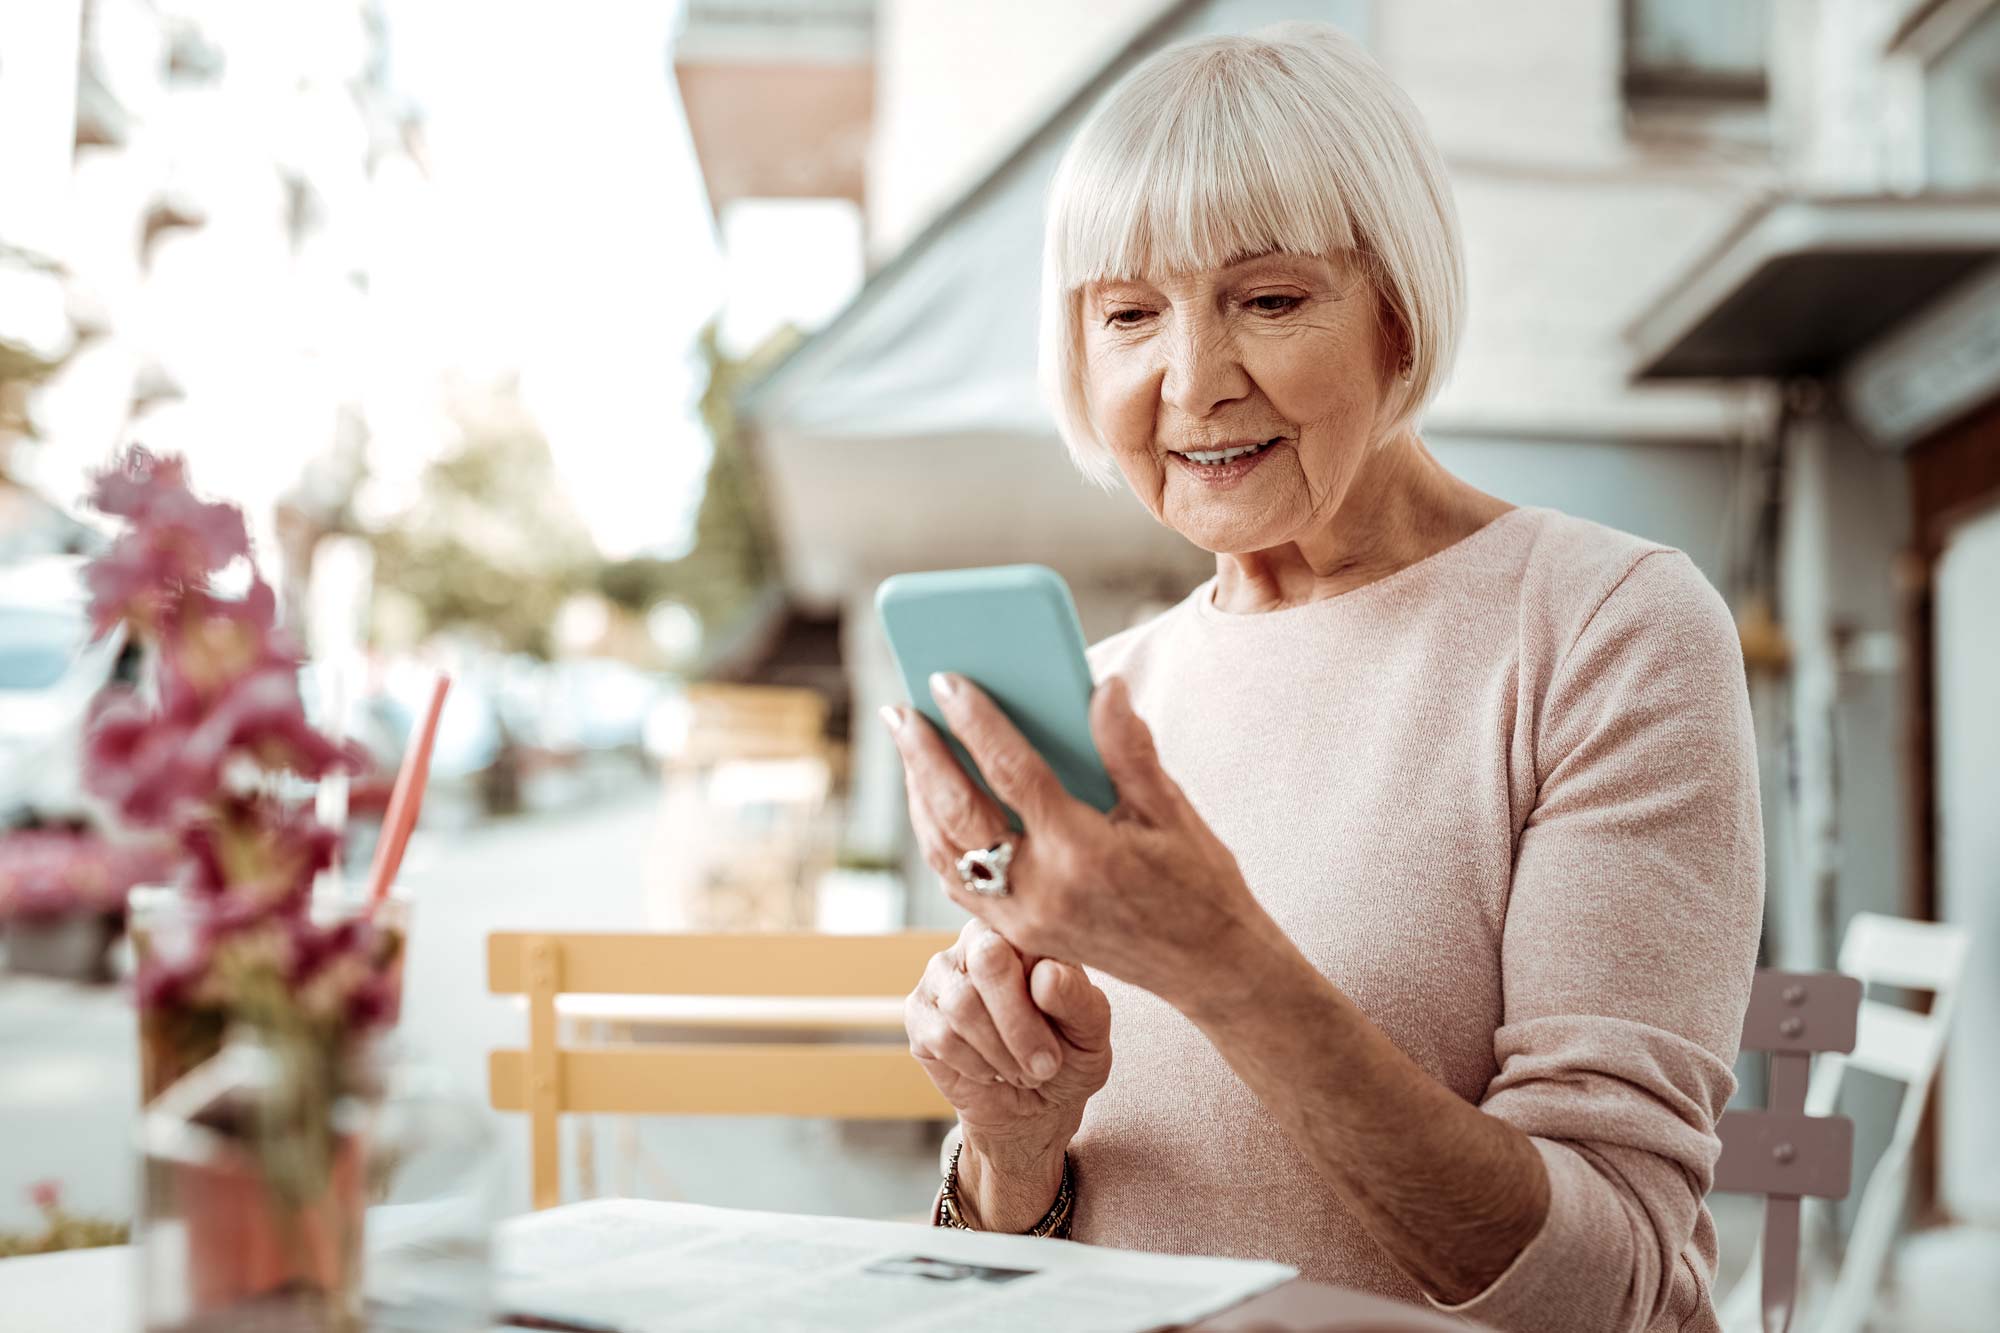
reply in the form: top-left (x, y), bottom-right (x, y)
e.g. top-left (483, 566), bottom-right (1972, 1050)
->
top-left (1079, 251), bottom-right (1397, 554)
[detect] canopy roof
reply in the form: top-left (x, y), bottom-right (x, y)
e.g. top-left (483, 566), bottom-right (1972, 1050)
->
top-left (1626, 192), bottom-right (2000, 382)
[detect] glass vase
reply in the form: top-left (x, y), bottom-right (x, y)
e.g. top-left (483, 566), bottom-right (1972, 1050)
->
top-left (363, 1038), bottom-right (501, 1331)
top-left (138, 1024), bottom-right (378, 1333)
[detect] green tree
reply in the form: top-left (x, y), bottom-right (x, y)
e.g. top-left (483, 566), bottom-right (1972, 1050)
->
top-left (595, 320), bottom-right (792, 647)
top-left (367, 380), bottom-right (599, 658)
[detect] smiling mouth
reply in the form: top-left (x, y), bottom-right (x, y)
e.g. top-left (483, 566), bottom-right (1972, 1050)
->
top-left (1171, 437), bottom-right (1285, 464)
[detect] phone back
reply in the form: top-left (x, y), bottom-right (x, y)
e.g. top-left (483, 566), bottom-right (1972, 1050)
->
top-left (875, 564), bottom-right (1117, 832)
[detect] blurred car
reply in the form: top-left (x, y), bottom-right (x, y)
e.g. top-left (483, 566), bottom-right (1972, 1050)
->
top-left (0, 556), bottom-right (128, 825)
top-left (499, 655), bottom-right (672, 775)
top-left (372, 662), bottom-right (513, 822)
top-left (544, 657), bottom-right (663, 755)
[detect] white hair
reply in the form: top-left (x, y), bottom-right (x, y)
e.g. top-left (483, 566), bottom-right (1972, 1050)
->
top-left (1037, 21), bottom-right (1465, 490)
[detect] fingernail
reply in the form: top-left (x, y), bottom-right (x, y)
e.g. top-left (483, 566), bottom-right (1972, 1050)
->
top-left (929, 671), bottom-right (959, 701)
top-left (877, 704), bottom-right (903, 734)
top-left (1030, 1052), bottom-right (1057, 1079)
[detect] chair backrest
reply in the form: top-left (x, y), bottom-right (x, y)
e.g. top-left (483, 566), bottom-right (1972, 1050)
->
top-left (1804, 915), bottom-right (1968, 1333)
top-left (1715, 968), bottom-right (1862, 1333)
top-left (679, 684), bottom-right (828, 766)
top-left (488, 930), bottom-right (957, 1209)
top-left (1716, 917), bottom-right (1972, 1333)
top-left (1812, 912), bottom-right (1971, 1114)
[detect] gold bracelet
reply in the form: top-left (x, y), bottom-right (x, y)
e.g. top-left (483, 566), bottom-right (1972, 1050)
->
top-left (935, 1140), bottom-right (1074, 1239)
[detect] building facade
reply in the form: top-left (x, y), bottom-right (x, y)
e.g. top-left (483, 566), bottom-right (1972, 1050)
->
top-left (1629, 0), bottom-right (2000, 1234)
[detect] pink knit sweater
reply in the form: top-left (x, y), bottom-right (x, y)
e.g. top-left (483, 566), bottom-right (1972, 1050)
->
top-left (1070, 506), bottom-right (1763, 1333)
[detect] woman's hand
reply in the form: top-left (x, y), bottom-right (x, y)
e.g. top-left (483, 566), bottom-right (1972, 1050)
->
top-left (882, 672), bottom-right (1275, 1014)
top-left (905, 919), bottom-right (1111, 1230)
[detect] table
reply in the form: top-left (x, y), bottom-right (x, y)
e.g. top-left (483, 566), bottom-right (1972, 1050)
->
top-left (0, 1234), bottom-right (1482, 1332)
top-left (0, 1246), bottom-right (136, 1331)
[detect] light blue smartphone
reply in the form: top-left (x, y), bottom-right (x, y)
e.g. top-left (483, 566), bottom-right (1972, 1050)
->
top-left (875, 564), bottom-right (1118, 833)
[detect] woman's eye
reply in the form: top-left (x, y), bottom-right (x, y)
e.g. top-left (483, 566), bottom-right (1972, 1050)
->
top-left (1248, 294), bottom-right (1302, 313)
top-left (1105, 308), bottom-right (1152, 327)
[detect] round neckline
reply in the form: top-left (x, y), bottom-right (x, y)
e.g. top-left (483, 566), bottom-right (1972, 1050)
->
top-left (1190, 505), bottom-right (1536, 629)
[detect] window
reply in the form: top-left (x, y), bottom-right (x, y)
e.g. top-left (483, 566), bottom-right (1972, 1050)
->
top-left (1624, 0), bottom-right (1772, 103)
top-left (1925, 3), bottom-right (2000, 187)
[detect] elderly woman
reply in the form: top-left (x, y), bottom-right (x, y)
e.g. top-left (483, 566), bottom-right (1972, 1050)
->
top-left (881, 22), bottom-right (1761, 1333)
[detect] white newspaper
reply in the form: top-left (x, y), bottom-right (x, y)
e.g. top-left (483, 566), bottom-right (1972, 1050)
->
top-left (496, 1198), bottom-right (1295, 1333)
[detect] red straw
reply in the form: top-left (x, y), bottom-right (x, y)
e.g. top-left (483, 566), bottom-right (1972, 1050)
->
top-left (366, 673), bottom-right (451, 911)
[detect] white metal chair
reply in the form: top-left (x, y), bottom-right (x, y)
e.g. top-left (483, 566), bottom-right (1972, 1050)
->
top-left (1719, 912), bottom-right (1970, 1333)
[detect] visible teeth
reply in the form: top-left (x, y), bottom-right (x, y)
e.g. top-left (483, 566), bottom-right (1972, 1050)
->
top-left (1182, 441), bottom-right (1269, 464)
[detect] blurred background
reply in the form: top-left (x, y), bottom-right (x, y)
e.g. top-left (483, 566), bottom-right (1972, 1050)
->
top-left (2, 1), bottom-right (1997, 1328)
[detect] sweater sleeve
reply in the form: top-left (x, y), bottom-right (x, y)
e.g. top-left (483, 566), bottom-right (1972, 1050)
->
top-left (1421, 550), bottom-right (1764, 1333)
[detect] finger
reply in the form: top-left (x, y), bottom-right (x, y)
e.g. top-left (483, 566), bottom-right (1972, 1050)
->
top-left (929, 673), bottom-right (1082, 832)
top-left (1030, 959), bottom-right (1112, 1054)
top-left (1090, 675), bottom-right (1175, 820)
top-left (905, 768), bottom-right (962, 881)
top-left (888, 704), bottom-right (1013, 861)
top-left (911, 1001), bottom-right (1005, 1086)
top-left (963, 929), bottom-right (1061, 1082)
top-left (906, 772), bottom-right (1018, 924)
top-left (935, 970), bottom-right (1033, 1086)
top-left (907, 954), bottom-right (1002, 1086)
top-left (964, 916), bottom-right (1042, 981)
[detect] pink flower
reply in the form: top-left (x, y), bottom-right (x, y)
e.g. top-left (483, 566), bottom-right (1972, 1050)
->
top-left (134, 895), bottom-right (298, 1015)
top-left (87, 448), bottom-right (191, 522)
top-left (86, 449), bottom-right (246, 562)
top-left (28, 1180), bottom-right (61, 1213)
top-left (291, 917), bottom-right (398, 1033)
top-left (84, 450), bottom-right (250, 638)
top-left (86, 605), bottom-right (354, 829)
top-left (83, 690), bottom-right (214, 827)
top-left (80, 445), bottom-right (401, 1050)
top-left (182, 796), bottom-right (339, 911)
top-left (183, 666), bottom-right (364, 783)
top-left (156, 582), bottom-right (300, 715)
top-left (83, 540), bottom-right (180, 639)
top-left (194, 913), bottom-right (302, 1007)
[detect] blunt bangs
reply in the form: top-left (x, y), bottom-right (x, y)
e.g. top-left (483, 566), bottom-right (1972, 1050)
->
top-left (1047, 57), bottom-right (1361, 289)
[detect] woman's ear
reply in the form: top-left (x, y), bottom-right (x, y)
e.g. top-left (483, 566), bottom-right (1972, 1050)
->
top-left (1373, 296), bottom-right (1411, 388)
top-left (1368, 282), bottom-right (1417, 449)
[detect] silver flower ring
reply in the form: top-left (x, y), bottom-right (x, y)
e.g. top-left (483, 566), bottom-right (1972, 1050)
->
top-left (954, 839), bottom-right (1016, 897)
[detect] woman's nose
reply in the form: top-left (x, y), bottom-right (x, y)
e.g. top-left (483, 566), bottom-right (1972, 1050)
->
top-left (1158, 312), bottom-right (1250, 419)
